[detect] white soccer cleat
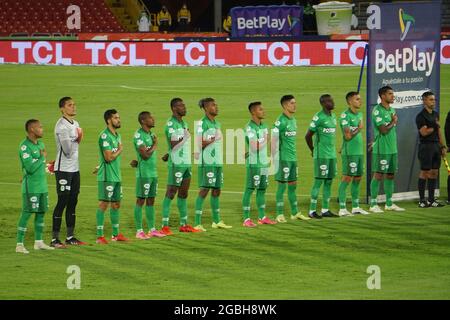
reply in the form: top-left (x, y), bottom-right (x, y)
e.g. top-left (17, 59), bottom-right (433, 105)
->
top-left (276, 215), bottom-right (287, 223)
top-left (34, 240), bottom-right (55, 250)
top-left (369, 205), bottom-right (384, 213)
top-left (16, 244), bottom-right (29, 254)
top-left (352, 207), bottom-right (370, 215)
top-left (338, 209), bottom-right (353, 217)
top-left (385, 204), bottom-right (405, 212)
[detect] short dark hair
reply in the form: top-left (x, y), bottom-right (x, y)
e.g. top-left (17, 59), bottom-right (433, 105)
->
top-left (319, 94), bottom-right (331, 105)
top-left (422, 91), bottom-right (434, 99)
top-left (59, 96), bottom-right (72, 108)
top-left (138, 111), bottom-right (151, 124)
top-left (345, 91), bottom-right (359, 102)
top-left (104, 109), bottom-right (118, 124)
top-left (248, 101), bottom-right (261, 112)
top-left (280, 95), bottom-right (294, 106)
top-left (25, 119), bottom-right (39, 132)
top-left (378, 86), bottom-right (393, 98)
top-left (198, 97), bottom-right (215, 109)
top-left (170, 97), bottom-right (183, 109)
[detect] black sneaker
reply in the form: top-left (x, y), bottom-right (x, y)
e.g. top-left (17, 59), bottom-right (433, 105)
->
top-left (418, 201), bottom-right (429, 208)
top-left (65, 237), bottom-right (87, 245)
top-left (428, 200), bottom-right (445, 208)
top-left (321, 211), bottom-right (339, 218)
top-left (308, 211), bottom-right (322, 219)
top-left (50, 239), bottom-right (67, 249)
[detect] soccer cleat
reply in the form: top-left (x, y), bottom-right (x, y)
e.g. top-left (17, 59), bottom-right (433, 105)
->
top-left (179, 224), bottom-right (201, 233)
top-left (51, 239), bottom-right (67, 249)
top-left (65, 237), bottom-right (87, 245)
top-left (34, 241), bottom-right (55, 250)
top-left (258, 216), bottom-right (277, 225)
top-left (352, 207), bottom-right (369, 215)
top-left (243, 219), bottom-right (257, 228)
top-left (291, 212), bottom-right (311, 221)
top-left (185, 224), bottom-right (202, 232)
top-left (147, 230), bottom-right (167, 238)
top-left (418, 201), bottom-right (429, 208)
top-left (96, 236), bottom-right (108, 244)
top-left (385, 204), bottom-right (405, 212)
top-left (111, 233), bottom-right (129, 242)
top-left (321, 211), bottom-right (339, 218)
top-left (135, 231), bottom-right (150, 240)
top-left (308, 211), bottom-right (322, 219)
top-left (338, 209), bottom-right (353, 217)
top-left (212, 221), bottom-right (232, 229)
top-left (369, 205), bottom-right (384, 213)
top-left (193, 225), bottom-right (207, 232)
top-left (16, 244), bottom-right (29, 254)
top-left (276, 215), bottom-right (287, 223)
top-left (161, 226), bottom-right (173, 236)
top-left (428, 200), bottom-right (445, 208)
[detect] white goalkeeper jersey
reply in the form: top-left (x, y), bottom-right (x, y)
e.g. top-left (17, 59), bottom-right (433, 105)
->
top-left (54, 117), bottom-right (80, 172)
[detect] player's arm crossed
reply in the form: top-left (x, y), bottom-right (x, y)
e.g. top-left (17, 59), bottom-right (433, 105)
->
top-left (102, 137), bottom-right (122, 163)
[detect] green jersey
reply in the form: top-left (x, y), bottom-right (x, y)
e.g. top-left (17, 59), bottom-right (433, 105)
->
top-left (133, 127), bottom-right (157, 178)
top-left (272, 113), bottom-right (297, 162)
top-left (164, 116), bottom-right (191, 167)
top-left (97, 128), bottom-right (122, 182)
top-left (340, 109), bottom-right (363, 156)
top-left (196, 116), bottom-right (223, 167)
top-left (309, 110), bottom-right (337, 159)
top-left (19, 138), bottom-right (48, 194)
top-left (245, 120), bottom-right (269, 168)
top-left (372, 103), bottom-right (398, 154)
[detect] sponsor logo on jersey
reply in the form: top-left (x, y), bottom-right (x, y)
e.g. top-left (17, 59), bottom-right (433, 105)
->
top-left (322, 128), bottom-right (336, 133)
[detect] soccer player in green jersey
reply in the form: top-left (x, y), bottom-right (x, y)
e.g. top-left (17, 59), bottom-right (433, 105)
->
top-left (242, 102), bottom-right (277, 227)
top-left (95, 109), bottom-right (129, 244)
top-left (369, 86), bottom-right (405, 213)
top-left (161, 98), bottom-right (199, 234)
top-left (131, 112), bottom-right (166, 239)
top-left (194, 97), bottom-right (232, 231)
top-left (337, 92), bottom-right (369, 216)
top-left (16, 119), bottom-right (54, 254)
top-left (272, 95), bottom-right (310, 223)
top-left (305, 94), bottom-right (339, 218)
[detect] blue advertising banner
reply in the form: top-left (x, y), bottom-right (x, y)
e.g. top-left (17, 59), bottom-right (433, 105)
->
top-left (231, 5), bottom-right (303, 38)
top-left (367, 1), bottom-right (441, 200)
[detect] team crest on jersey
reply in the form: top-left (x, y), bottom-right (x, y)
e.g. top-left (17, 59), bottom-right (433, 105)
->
top-left (59, 179), bottom-right (68, 185)
top-left (206, 172), bottom-right (214, 178)
top-left (373, 110), bottom-right (380, 116)
top-left (101, 133), bottom-right (107, 139)
top-left (21, 145), bottom-right (27, 151)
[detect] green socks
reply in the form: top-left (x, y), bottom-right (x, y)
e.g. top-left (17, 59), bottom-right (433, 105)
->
top-left (322, 179), bottom-right (332, 210)
top-left (338, 180), bottom-right (349, 209)
top-left (256, 189), bottom-right (266, 219)
top-left (195, 196), bottom-right (205, 225)
top-left (276, 182), bottom-right (287, 215)
top-left (34, 213), bottom-right (44, 241)
top-left (177, 197), bottom-right (188, 226)
top-left (351, 180), bottom-right (361, 208)
top-left (134, 205), bottom-right (143, 232)
top-left (162, 196), bottom-right (172, 226)
top-left (145, 205), bottom-right (155, 231)
top-left (96, 208), bottom-right (105, 237)
top-left (370, 178), bottom-right (380, 207)
top-left (310, 179), bottom-right (323, 212)
top-left (287, 184), bottom-right (298, 215)
top-left (16, 211), bottom-right (32, 244)
top-left (384, 178), bottom-right (394, 206)
top-left (242, 188), bottom-right (253, 220)
top-left (211, 195), bottom-right (220, 224)
top-left (110, 208), bottom-right (120, 237)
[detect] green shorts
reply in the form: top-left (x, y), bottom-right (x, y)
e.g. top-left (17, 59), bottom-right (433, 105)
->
top-left (98, 181), bottom-right (122, 202)
top-left (314, 158), bottom-right (337, 179)
top-left (274, 161), bottom-right (298, 182)
top-left (167, 166), bottom-right (191, 186)
top-left (198, 166), bottom-right (223, 189)
top-left (22, 193), bottom-right (48, 213)
top-left (341, 154), bottom-right (364, 176)
top-left (136, 177), bottom-right (158, 198)
top-left (372, 153), bottom-right (398, 174)
top-left (246, 167), bottom-right (269, 190)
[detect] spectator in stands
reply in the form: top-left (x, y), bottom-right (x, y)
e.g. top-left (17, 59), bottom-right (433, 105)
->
top-left (223, 13), bottom-right (231, 34)
top-left (157, 5), bottom-right (172, 32)
top-left (137, 11), bottom-right (151, 32)
top-left (177, 3), bottom-right (191, 32)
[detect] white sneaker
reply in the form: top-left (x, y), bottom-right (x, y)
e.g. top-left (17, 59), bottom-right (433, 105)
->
top-left (385, 204), bottom-right (405, 212)
top-left (338, 209), bottom-right (353, 217)
top-left (369, 205), bottom-right (384, 213)
top-left (34, 240), bottom-right (55, 250)
top-left (352, 207), bottom-right (370, 215)
top-left (16, 244), bottom-right (29, 254)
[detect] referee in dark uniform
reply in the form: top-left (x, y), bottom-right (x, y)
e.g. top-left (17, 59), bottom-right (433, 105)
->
top-left (415, 91), bottom-right (447, 208)
top-left (445, 110), bottom-right (450, 204)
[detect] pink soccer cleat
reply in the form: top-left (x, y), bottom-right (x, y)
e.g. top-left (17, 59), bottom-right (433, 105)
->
top-left (147, 230), bottom-right (167, 238)
top-left (258, 217), bottom-right (277, 225)
top-left (135, 231), bottom-right (150, 240)
top-left (243, 219), bottom-right (257, 228)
